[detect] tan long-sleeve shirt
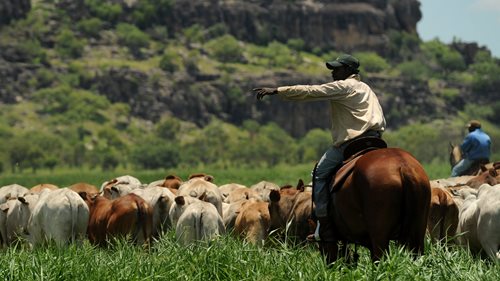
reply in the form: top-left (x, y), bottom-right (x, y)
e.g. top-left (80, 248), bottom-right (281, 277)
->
top-left (277, 74), bottom-right (386, 146)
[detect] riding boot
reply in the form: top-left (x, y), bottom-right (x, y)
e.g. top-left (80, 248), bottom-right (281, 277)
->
top-left (317, 216), bottom-right (335, 242)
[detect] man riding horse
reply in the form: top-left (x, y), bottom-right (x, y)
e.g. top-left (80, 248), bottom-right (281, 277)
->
top-left (253, 54), bottom-right (386, 243)
top-left (451, 120), bottom-right (491, 177)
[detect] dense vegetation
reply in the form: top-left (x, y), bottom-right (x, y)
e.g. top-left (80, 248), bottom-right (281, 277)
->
top-left (0, 0), bottom-right (499, 176)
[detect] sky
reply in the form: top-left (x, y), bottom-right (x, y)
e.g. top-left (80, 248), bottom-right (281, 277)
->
top-left (417, 0), bottom-right (500, 58)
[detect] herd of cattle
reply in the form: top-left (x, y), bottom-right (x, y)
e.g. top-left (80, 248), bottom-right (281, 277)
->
top-left (0, 165), bottom-right (499, 261)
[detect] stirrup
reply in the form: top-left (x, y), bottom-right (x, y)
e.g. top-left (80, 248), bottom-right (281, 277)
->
top-left (306, 221), bottom-right (321, 242)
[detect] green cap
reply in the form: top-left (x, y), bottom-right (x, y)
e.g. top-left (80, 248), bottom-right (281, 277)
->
top-left (326, 54), bottom-right (360, 70)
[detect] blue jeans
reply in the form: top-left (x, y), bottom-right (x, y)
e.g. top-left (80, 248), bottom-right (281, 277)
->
top-left (313, 130), bottom-right (381, 218)
top-left (313, 145), bottom-right (344, 217)
top-left (451, 158), bottom-right (474, 177)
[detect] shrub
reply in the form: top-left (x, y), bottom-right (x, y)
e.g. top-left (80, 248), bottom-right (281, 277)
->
top-left (396, 61), bottom-right (431, 81)
top-left (55, 29), bottom-right (86, 59)
top-left (354, 52), bottom-right (390, 73)
top-left (131, 137), bottom-right (180, 169)
top-left (77, 18), bottom-right (103, 37)
top-left (159, 49), bottom-right (178, 73)
top-left (116, 23), bottom-right (150, 57)
top-left (206, 34), bottom-right (243, 63)
top-left (84, 0), bottom-right (122, 23)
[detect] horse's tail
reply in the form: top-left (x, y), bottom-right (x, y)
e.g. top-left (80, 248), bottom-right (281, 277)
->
top-left (399, 164), bottom-right (430, 255)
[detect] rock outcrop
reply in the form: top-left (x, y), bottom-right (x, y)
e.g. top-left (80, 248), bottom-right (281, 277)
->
top-left (0, 0), bottom-right (30, 26)
top-left (165, 0), bottom-right (421, 54)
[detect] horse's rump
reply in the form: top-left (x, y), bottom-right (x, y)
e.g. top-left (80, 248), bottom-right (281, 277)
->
top-left (328, 147), bottom-right (431, 260)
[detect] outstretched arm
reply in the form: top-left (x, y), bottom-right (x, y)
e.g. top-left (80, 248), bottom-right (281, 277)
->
top-left (252, 87), bottom-right (278, 100)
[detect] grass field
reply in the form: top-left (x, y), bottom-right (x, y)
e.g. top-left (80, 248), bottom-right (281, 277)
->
top-left (2, 163), bottom-right (497, 280)
top-left (0, 232), bottom-right (498, 280)
top-left (0, 161), bottom-right (451, 189)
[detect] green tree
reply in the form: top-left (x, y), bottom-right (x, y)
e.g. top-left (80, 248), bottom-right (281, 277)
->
top-left (298, 129), bottom-right (331, 162)
top-left (155, 117), bottom-right (181, 140)
top-left (85, 0), bottom-right (122, 23)
top-left (131, 137), bottom-right (179, 169)
top-left (77, 17), bottom-right (103, 38)
top-left (55, 29), bottom-right (86, 59)
top-left (354, 52), bottom-right (390, 73)
top-left (206, 35), bottom-right (243, 63)
top-left (116, 23), bottom-right (150, 58)
top-left (159, 49), bottom-right (178, 73)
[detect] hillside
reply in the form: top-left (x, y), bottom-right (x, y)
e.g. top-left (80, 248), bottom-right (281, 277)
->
top-left (0, 0), bottom-right (499, 172)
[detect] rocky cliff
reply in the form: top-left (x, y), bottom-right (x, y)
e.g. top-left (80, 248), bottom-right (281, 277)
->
top-left (165, 0), bottom-right (421, 54)
top-left (0, 0), bottom-right (472, 137)
top-left (0, 0), bottom-right (31, 26)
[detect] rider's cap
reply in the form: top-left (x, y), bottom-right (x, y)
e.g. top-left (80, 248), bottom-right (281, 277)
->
top-left (467, 120), bottom-right (481, 129)
top-left (326, 54), bottom-right (360, 70)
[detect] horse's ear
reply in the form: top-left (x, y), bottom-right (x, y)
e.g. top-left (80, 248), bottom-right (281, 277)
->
top-left (449, 142), bottom-right (454, 149)
top-left (269, 190), bottom-right (280, 202)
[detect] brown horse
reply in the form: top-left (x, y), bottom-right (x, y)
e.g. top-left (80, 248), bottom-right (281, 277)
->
top-left (320, 147), bottom-right (431, 263)
top-left (449, 143), bottom-right (489, 176)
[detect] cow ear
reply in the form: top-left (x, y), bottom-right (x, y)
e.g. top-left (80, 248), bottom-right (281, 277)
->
top-left (269, 190), bottom-right (280, 202)
top-left (481, 165), bottom-right (488, 172)
top-left (198, 192), bottom-right (208, 201)
top-left (204, 175), bottom-right (214, 182)
top-left (493, 161), bottom-right (500, 170)
top-left (78, 192), bottom-right (88, 201)
top-left (297, 179), bottom-right (304, 188)
top-left (175, 196), bottom-right (185, 206)
top-left (0, 203), bottom-right (9, 212)
top-left (297, 179), bottom-right (305, 192)
top-left (18, 197), bottom-right (27, 204)
top-left (489, 168), bottom-right (497, 177)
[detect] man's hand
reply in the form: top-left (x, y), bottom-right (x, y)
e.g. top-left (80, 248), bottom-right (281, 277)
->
top-left (252, 87), bottom-right (278, 100)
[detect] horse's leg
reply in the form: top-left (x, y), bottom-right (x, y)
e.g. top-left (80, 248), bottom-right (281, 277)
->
top-left (369, 236), bottom-right (390, 262)
top-left (319, 241), bottom-right (338, 265)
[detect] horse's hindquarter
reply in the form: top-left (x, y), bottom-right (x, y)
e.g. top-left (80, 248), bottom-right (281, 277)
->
top-left (334, 148), bottom-right (431, 244)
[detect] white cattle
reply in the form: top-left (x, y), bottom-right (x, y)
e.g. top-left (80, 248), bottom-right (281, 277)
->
top-left (169, 196), bottom-right (202, 227)
top-left (28, 188), bottom-right (89, 247)
top-left (175, 199), bottom-right (225, 245)
top-left (131, 186), bottom-right (175, 237)
top-left (100, 175), bottom-right (142, 199)
top-left (0, 184), bottom-right (29, 204)
top-left (0, 193), bottom-right (42, 247)
top-left (249, 181), bottom-right (280, 202)
top-left (219, 183), bottom-right (247, 201)
top-left (224, 187), bottom-right (262, 204)
top-left (457, 183), bottom-right (500, 260)
top-left (177, 177), bottom-right (223, 217)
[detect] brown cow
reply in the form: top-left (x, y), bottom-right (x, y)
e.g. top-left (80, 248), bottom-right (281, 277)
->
top-left (268, 180), bottom-right (313, 243)
top-left (466, 167), bottom-right (499, 189)
top-left (30, 183), bottom-right (59, 193)
top-left (427, 187), bottom-right (459, 243)
top-left (69, 182), bottom-right (99, 195)
top-left (160, 175), bottom-right (183, 190)
top-left (79, 193), bottom-right (153, 247)
top-left (234, 200), bottom-right (270, 246)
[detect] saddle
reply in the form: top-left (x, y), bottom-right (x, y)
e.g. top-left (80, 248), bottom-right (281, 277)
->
top-left (330, 136), bottom-right (387, 193)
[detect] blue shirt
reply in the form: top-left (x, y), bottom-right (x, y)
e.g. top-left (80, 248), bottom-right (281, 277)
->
top-left (461, 128), bottom-right (491, 160)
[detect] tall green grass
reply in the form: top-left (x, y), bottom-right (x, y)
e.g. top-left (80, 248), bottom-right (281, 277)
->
top-left (1, 233), bottom-right (498, 281)
top-left (0, 164), bottom-right (313, 188)
top-left (0, 161), bottom-right (450, 189)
